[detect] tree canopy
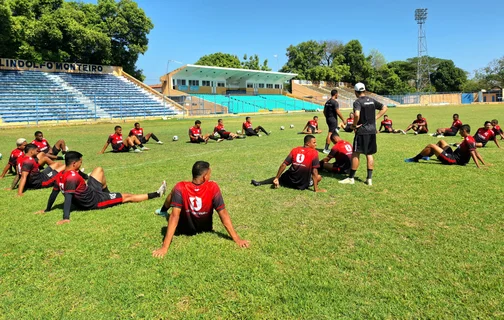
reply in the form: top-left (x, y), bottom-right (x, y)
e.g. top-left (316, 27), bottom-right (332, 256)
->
top-left (194, 52), bottom-right (271, 71)
top-left (0, 0), bottom-right (153, 80)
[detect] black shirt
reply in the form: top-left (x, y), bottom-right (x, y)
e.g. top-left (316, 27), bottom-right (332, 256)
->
top-left (323, 99), bottom-right (339, 120)
top-left (353, 96), bottom-right (383, 135)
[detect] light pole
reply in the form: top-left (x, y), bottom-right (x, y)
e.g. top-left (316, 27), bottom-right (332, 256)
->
top-left (165, 59), bottom-right (183, 98)
top-left (273, 54), bottom-right (279, 72)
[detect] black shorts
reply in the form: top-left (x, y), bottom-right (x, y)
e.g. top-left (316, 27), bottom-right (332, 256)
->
top-left (444, 129), bottom-right (457, 136)
top-left (353, 134), bottom-right (377, 155)
top-left (326, 118), bottom-right (337, 134)
top-left (51, 145), bottom-right (60, 155)
top-left (220, 132), bottom-right (231, 139)
top-left (437, 147), bottom-right (457, 165)
top-left (332, 161), bottom-right (351, 174)
top-left (245, 128), bottom-right (257, 136)
top-left (112, 144), bottom-right (130, 153)
top-left (307, 126), bottom-right (316, 133)
top-left (87, 177), bottom-right (123, 209)
top-left (279, 172), bottom-right (311, 190)
top-left (190, 137), bottom-right (206, 143)
top-left (27, 166), bottom-right (58, 189)
top-left (140, 136), bottom-right (149, 144)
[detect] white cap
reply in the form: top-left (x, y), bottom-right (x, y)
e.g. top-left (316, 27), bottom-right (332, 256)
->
top-left (16, 138), bottom-right (26, 146)
top-left (354, 82), bottom-right (366, 92)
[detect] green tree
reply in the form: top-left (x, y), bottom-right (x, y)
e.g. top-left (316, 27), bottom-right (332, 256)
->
top-left (280, 40), bottom-right (326, 78)
top-left (430, 60), bottom-right (467, 92)
top-left (368, 49), bottom-right (386, 70)
top-left (241, 54), bottom-right (271, 71)
top-left (195, 53), bottom-right (242, 68)
top-left (479, 56), bottom-right (504, 87)
top-left (342, 40), bottom-right (374, 84)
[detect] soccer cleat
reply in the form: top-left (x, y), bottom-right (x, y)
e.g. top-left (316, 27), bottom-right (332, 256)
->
top-left (267, 131), bottom-right (271, 135)
top-left (157, 141), bottom-right (164, 144)
top-left (414, 131), bottom-right (418, 135)
top-left (65, 146), bottom-right (69, 152)
top-left (141, 146), bottom-right (150, 151)
top-left (422, 156), bottom-right (430, 161)
top-left (365, 179), bottom-right (372, 186)
top-left (251, 180), bottom-right (261, 187)
top-left (322, 149), bottom-right (330, 154)
top-left (404, 157), bottom-right (418, 163)
top-left (134, 149), bottom-right (142, 153)
top-left (258, 134), bottom-right (262, 137)
top-left (430, 133), bottom-right (437, 137)
top-left (338, 177), bottom-right (355, 184)
top-left (437, 135), bottom-right (444, 138)
top-left (80, 168), bottom-right (85, 173)
top-left (401, 130), bottom-right (407, 135)
top-left (155, 208), bottom-right (168, 217)
top-left (157, 180), bottom-right (167, 197)
top-left (217, 139), bottom-right (224, 143)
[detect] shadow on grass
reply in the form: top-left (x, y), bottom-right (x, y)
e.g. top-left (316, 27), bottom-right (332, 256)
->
top-left (160, 226), bottom-right (233, 241)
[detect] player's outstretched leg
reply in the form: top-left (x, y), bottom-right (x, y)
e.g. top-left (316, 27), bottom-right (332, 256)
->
top-left (250, 177), bottom-right (275, 186)
top-left (122, 181), bottom-right (166, 203)
top-left (256, 126), bottom-right (270, 135)
top-left (404, 141), bottom-right (447, 162)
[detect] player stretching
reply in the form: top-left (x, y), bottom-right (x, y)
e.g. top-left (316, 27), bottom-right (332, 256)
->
top-left (242, 116), bottom-right (270, 137)
top-left (251, 135), bottom-right (326, 192)
top-left (301, 116), bottom-right (322, 134)
top-left (32, 131), bottom-right (68, 160)
top-left (404, 114), bottom-right (428, 135)
top-left (339, 82), bottom-right (388, 186)
top-left (213, 119), bottom-right (245, 140)
top-left (432, 114), bottom-right (462, 137)
top-left (320, 134), bottom-right (353, 174)
top-left (99, 126), bottom-right (144, 154)
top-left (339, 112), bottom-right (355, 133)
top-left (152, 161), bottom-right (249, 258)
top-left (0, 138), bottom-right (26, 178)
top-left (189, 120), bottom-right (211, 143)
top-left (323, 89), bottom-right (345, 153)
top-left (41, 151), bottom-right (166, 224)
top-left (11, 143), bottom-right (65, 196)
top-left (378, 115), bottom-right (403, 134)
top-left (405, 124), bottom-right (486, 168)
top-left (491, 119), bottom-right (504, 140)
top-left (129, 122), bottom-right (163, 145)
top-left (471, 121), bottom-right (500, 148)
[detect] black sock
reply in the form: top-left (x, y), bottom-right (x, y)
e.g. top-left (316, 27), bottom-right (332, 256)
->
top-left (325, 143), bottom-right (329, 150)
top-left (102, 186), bottom-right (110, 192)
top-left (367, 169), bottom-right (373, 180)
top-left (78, 171), bottom-right (89, 180)
top-left (139, 144), bottom-right (144, 148)
top-left (413, 153), bottom-right (423, 161)
top-left (148, 192), bottom-right (160, 199)
top-left (160, 204), bottom-right (169, 212)
top-left (132, 145), bottom-right (137, 150)
top-left (349, 169), bottom-right (356, 179)
top-left (56, 156), bottom-right (64, 160)
top-left (151, 133), bottom-right (159, 142)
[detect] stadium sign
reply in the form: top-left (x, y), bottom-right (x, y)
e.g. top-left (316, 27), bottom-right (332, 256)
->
top-left (0, 58), bottom-right (116, 74)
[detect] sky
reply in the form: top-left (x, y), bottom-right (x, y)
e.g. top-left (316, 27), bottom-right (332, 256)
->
top-left (88, 0), bottom-right (504, 84)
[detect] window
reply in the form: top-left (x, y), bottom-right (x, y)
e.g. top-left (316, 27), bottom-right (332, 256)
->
top-left (274, 84), bottom-right (281, 89)
top-left (202, 80), bottom-right (211, 86)
top-left (247, 83), bottom-right (253, 88)
top-left (258, 83), bottom-right (265, 88)
top-left (266, 84), bottom-right (273, 89)
top-left (217, 82), bottom-right (225, 87)
top-left (189, 80), bottom-right (199, 86)
top-left (176, 79), bottom-right (186, 86)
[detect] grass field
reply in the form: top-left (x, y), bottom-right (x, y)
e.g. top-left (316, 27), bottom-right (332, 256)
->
top-left (0, 104), bottom-right (503, 319)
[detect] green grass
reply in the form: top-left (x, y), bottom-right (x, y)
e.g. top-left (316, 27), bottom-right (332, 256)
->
top-left (0, 105), bottom-right (503, 319)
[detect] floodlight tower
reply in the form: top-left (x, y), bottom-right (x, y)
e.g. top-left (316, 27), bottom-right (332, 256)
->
top-left (415, 8), bottom-right (430, 92)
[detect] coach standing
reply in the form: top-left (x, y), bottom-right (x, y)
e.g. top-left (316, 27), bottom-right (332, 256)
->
top-left (339, 83), bottom-right (387, 186)
top-left (323, 89), bottom-right (345, 154)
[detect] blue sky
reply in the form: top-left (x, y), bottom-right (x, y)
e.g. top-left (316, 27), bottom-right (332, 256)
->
top-left (90, 0), bottom-right (504, 84)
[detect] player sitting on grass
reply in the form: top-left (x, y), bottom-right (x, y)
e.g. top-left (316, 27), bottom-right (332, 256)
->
top-left (213, 119), bottom-right (245, 140)
top-left (242, 116), bottom-right (270, 136)
top-left (378, 115), bottom-right (403, 134)
top-left (40, 151), bottom-right (166, 225)
top-left (491, 119), bottom-right (504, 140)
top-left (10, 143), bottom-right (65, 196)
top-left (339, 112), bottom-right (355, 133)
top-left (301, 116), bottom-right (322, 134)
top-left (0, 138), bottom-right (26, 179)
top-left (152, 161), bottom-right (249, 258)
top-left (432, 113), bottom-right (462, 137)
top-left (189, 120), bottom-right (212, 143)
top-left (251, 135), bottom-right (326, 192)
top-left (404, 114), bottom-right (428, 135)
top-left (99, 126), bottom-right (145, 154)
top-left (129, 122), bottom-right (163, 145)
top-left (31, 131), bottom-right (68, 160)
top-left (405, 124), bottom-right (486, 168)
top-left (473, 121), bottom-right (500, 148)
top-left (320, 134), bottom-right (353, 174)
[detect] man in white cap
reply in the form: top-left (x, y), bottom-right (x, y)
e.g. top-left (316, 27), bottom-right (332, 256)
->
top-left (0, 138), bottom-right (27, 178)
top-left (339, 82), bottom-right (388, 186)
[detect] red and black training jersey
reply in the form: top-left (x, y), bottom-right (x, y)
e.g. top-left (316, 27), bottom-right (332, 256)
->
top-left (8, 148), bottom-right (24, 166)
top-left (454, 136), bottom-right (476, 165)
top-left (283, 146), bottom-right (320, 188)
top-left (474, 127), bottom-right (496, 143)
top-left (170, 181), bottom-right (225, 234)
top-left (413, 118), bottom-right (428, 131)
top-left (107, 133), bottom-right (124, 151)
top-left (129, 128), bottom-right (144, 140)
top-left (307, 120), bottom-right (318, 129)
top-left (328, 140), bottom-right (353, 164)
top-left (242, 121), bottom-right (253, 130)
top-left (450, 119), bottom-right (463, 132)
top-left (214, 124), bottom-right (229, 135)
top-left (381, 119), bottom-right (393, 130)
top-left (31, 138), bottom-right (50, 153)
top-left (57, 170), bottom-right (96, 209)
top-left (492, 125), bottom-right (503, 136)
top-left (189, 126), bottom-right (202, 141)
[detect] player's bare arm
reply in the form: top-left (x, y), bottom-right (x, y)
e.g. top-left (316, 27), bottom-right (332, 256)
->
top-left (8, 174), bottom-right (20, 191)
top-left (312, 168), bottom-right (326, 193)
top-left (273, 163), bottom-right (287, 188)
top-left (336, 109), bottom-right (345, 123)
top-left (16, 171), bottom-right (29, 196)
top-left (99, 142), bottom-right (109, 154)
top-left (217, 208), bottom-right (249, 248)
top-left (375, 106), bottom-right (388, 120)
top-left (152, 207), bottom-right (181, 258)
top-left (0, 163), bottom-right (11, 179)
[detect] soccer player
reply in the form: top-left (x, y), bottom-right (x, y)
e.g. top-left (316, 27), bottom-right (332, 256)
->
top-left (378, 115), bottom-right (403, 134)
top-left (11, 143), bottom-right (65, 196)
top-left (404, 114), bottom-right (428, 135)
top-left (301, 116), bottom-right (322, 134)
top-left (213, 119), bottom-right (245, 140)
top-left (491, 119), bottom-right (504, 140)
top-left (405, 125), bottom-right (486, 168)
top-left (473, 121), bottom-right (500, 148)
top-left (129, 122), bottom-right (163, 145)
top-left (320, 134), bottom-right (353, 174)
top-left (152, 161), bottom-right (249, 258)
top-left (339, 112), bottom-right (355, 133)
top-left (339, 82), bottom-right (388, 186)
top-left (432, 114), bottom-right (462, 137)
top-left (31, 131), bottom-right (68, 160)
top-left (250, 135), bottom-right (326, 192)
top-left (242, 116), bottom-right (270, 136)
top-left (189, 120), bottom-right (211, 143)
top-left (323, 89), bottom-right (345, 153)
top-left (0, 138), bottom-right (26, 178)
top-left (41, 151), bottom-right (166, 225)
top-left (99, 126), bottom-right (144, 153)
